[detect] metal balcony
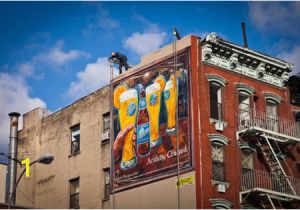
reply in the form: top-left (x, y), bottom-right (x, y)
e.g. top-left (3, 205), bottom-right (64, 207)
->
top-left (238, 109), bottom-right (300, 142)
top-left (240, 169), bottom-right (300, 202)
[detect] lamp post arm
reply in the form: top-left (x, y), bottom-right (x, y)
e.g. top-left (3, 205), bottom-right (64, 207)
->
top-left (8, 160), bottom-right (39, 208)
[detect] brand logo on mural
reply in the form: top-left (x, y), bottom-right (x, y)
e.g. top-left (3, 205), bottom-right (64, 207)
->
top-left (139, 98), bottom-right (146, 109)
top-left (164, 90), bottom-right (170, 100)
top-left (137, 123), bottom-right (150, 143)
top-left (150, 94), bottom-right (157, 105)
top-left (127, 102), bottom-right (136, 116)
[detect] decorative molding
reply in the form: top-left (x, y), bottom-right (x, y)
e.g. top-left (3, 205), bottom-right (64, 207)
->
top-left (237, 141), bottom-right (256, 152)
top-left (202, 33), bottom-right (293, 88)
top-left (209, 198), bottom-right (232, 209)
top-left (206, 74), bottom-right (228, 86)
top-left (208, 133), bottom-right (230, 145)
top-left (236, 83), bottom-right (256, 95)
top-left (263, 92), bottom-right (283, 104)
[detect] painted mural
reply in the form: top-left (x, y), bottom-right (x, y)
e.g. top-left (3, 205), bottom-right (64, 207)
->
top-left (112, 52), bottom-right (191, 190)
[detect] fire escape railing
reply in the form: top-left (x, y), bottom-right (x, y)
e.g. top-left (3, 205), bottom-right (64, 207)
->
top-left (241, 169), bottom-right (300, 197)
top-left (238, 109), bottom-right (300, 140)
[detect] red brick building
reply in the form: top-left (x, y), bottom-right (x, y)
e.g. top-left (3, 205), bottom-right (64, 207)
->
top-left (112, 33), bottom-right (300, 209)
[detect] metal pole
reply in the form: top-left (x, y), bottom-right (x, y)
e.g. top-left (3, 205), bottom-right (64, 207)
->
top-left (109, 61), bottom-right (115, 209)
top-left (6, 112), bottom-right (20, 206)
top-left (173, 28), bottom-right (181, 209)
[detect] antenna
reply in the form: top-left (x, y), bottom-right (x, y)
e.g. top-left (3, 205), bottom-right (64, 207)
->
top-left (241, 22), bottom-right (248, 48)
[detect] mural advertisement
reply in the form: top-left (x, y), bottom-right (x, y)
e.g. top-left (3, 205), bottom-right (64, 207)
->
top-left (112, 52), bottom-right (191, 190)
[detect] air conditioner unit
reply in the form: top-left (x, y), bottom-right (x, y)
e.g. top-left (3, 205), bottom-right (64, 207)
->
top-left (215, 122), bottom-right (224, 131)
top-left (102, 131), bottom-right (110, 141)
top-left (217, 184), bottom-right (226, 193)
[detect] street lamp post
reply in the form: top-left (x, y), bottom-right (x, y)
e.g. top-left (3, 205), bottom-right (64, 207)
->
top-left (8, 155), bottom-right (54, 209)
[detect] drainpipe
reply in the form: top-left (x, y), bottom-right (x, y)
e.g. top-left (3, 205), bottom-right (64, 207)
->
top-left (6, 112), bottom-right (20, 205)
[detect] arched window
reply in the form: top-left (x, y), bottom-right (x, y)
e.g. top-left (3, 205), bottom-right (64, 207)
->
top-left (208, 134), bottom-right (229, 182)
top-left (206, 74), bottom-right (228, 121)
top-left (210, 198), bottom-right (232, 209)
top-left (264, 93), bottom-right (282, 133)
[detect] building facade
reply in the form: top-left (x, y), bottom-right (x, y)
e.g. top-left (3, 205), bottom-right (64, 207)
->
top-left (0, 163), bottom-right (7, 203)
top-left (15, 33), bottom-right (300, 209)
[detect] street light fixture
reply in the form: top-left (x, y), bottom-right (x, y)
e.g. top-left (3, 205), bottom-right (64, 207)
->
top-left (8, 154), bottom-right (54, 209)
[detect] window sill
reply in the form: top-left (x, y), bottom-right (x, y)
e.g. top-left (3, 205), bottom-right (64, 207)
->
top-left (101, 139), bottom-right (110, 145)
top-left (211, 180), bottom-right (230, 189)
top-left (209, 118), bottom-right (228, 127)
top-left (68, 151), bottom-right (81, 158)
top-left (102, 198), bottom-right (110, 202)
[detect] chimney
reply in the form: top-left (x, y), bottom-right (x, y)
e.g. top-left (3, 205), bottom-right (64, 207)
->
top-left (6, 112), bottom-right (20, 205)
top-left (241, 22), bottom-right (248, 48)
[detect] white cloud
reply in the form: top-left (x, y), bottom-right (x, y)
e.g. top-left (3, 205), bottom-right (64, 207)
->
top-left (124, 32), bottom-right (167, 57)
top-left (277, 46), bottom-right (300, 74)
top-left (82, 5), bottom-right (120, 37)
top-left (248, 2), bottom-right (300, 37)
top-left (66, 57), bottom-right (118, 100)
top-left (36, 41), bottom-right (90, 66)
top-left (0, 72), bottom-right (46, 155)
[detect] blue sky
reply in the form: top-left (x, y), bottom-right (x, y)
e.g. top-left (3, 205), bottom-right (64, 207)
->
top-left (0, 1), bottom-right (300, 158)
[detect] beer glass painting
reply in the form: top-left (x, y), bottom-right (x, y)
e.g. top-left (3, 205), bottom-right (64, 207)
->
top-left (114, 85), bottom-right (138, 170)
top-left (112, 52), bottom-right (191, 190)
top-left (164, 73), bottom-right (178, 135)
top-left (145, 75), bottom-right (166, 147)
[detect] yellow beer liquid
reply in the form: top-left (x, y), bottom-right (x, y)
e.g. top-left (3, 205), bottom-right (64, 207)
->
top-left (164, 74), bottom-right (177, 130)
top-left (146, 83), bottom-right (162, 143)
top-left (119, 89), bottom-right (138, 163)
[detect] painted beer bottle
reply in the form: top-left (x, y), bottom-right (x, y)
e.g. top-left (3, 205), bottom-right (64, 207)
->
top-left (137, 85), bottom-right (151, 157)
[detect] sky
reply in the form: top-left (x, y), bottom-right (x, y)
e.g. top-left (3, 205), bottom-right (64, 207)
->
top-left (1, 1), bottom-right (300, 160)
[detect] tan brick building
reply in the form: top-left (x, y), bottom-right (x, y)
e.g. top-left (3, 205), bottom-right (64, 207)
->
top-left (0, 163), bottom-right (7, 203)
top-left (15, 33), bottom-right (300, 209)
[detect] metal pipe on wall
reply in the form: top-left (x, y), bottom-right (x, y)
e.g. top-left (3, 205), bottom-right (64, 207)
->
top-left (6, 112), bottom-right (20, 205)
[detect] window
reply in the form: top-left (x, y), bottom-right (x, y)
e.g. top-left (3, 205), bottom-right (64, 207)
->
top-left (71, 124), bottom-right (80, 155)
top-left (212, 142), bottom-right (225, 182)
top-left (241, 149), bottom-right (254, 174)
top-left (70, 178), bottom-right (79, 209)
top-left (103, 112), bottom-right (110, 133)
top-left (239, 92), bottom-right (251, 127)
top-left (210, 82), bottom-right (223, 121)
top-left (103, 168), bottom-right (110, 200)
top-left (266, 100), bottom-right (278, 132)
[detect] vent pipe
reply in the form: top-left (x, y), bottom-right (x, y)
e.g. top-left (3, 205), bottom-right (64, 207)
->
top-left (241, 22), bottom-right (248, 48)
top-left (6, 112), bottom-right (20, 205)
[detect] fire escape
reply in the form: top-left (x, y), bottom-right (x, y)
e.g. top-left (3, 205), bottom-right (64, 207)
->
top-left (238, 109), bottom-right (300, 209)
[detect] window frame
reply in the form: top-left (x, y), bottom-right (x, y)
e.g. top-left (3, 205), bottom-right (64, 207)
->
top-left (209, 82), bottom-right (224, 121)
top-left (241, 148), bottom-right (255, 174)
top-left (102, 112), bottom-right (110, 133)
top-left (211, 142), bottom-right (225, 182)
top-left (102, 167), bottom-right (110, 201)
top-left (69, 177), bottom-right (80, 209)
top-left (70, 124), bottom-right (80, 155)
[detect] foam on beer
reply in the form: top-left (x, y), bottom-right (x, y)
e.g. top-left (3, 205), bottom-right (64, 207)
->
top-left (120, 89), bottom-right (138, 102)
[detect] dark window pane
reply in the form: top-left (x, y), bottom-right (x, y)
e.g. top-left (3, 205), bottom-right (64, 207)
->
top-left (103, 113), bottom-right (110, 132)
top-left (212, 161), bottom-right (225, 182)
top-left (71, 125), bottom-right (80, 155)
top-left (210, 83), bottom-right (222, 120)
top-left (70, 178), bottom-right (79, 209)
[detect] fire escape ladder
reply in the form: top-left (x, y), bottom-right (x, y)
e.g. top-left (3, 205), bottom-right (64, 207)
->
top-left (256, 134), bottom-right (297, 195)
top-left (260, 194), bottom-right (276, 209)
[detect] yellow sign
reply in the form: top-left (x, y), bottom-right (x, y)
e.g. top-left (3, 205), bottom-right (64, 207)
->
top-left (176, 175), bottom-right (194, 188)
top-left (21, 157), bottom-right (30, 177)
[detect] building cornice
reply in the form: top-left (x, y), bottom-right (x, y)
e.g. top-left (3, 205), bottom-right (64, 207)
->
top-left (202, 32), bottom-right (292, 88)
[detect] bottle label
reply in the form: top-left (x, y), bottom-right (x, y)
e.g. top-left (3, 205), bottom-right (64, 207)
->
top-left (139, 98), bottom-right (146, 109)
top-left (137, 123), bottom-right (150, 144)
